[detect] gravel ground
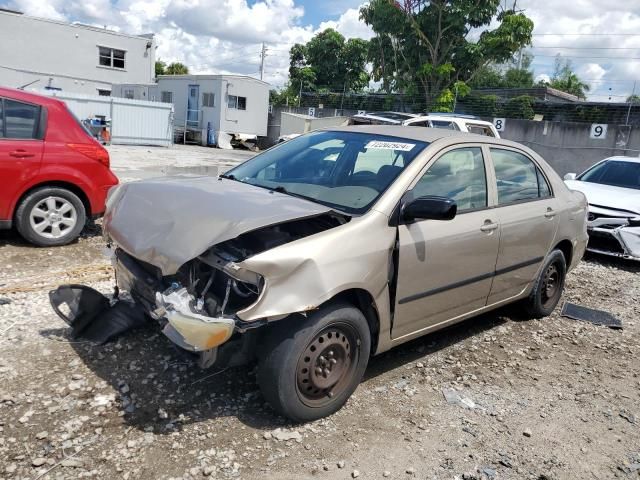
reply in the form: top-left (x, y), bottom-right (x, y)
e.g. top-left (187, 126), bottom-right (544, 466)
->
top-left (1, 225), bottom-right (639, 480)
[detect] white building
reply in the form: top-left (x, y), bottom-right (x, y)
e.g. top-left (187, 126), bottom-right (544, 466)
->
top-left (124, 75), bottom-right (270, 140)
top-left (0, 8), bottom-right (155, 95)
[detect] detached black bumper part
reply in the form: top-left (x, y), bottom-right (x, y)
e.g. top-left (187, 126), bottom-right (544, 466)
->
top-left (49, 284), bottom-right (147, 344)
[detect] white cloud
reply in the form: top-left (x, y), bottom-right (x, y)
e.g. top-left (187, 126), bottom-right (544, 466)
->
top-left (317, 6), bottom-right (374, 40)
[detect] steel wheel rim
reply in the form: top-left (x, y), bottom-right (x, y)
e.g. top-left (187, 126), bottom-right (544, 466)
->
top-left (29, 196), bottom-right (77, 239)
top-left (296, 323), bottom-right (360, 408)
top-left (541, 263), bottom-right (561, 308)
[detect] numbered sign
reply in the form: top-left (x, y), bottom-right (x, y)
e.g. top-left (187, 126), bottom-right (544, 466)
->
top-left (308, 107), bottom-right (316, 117)
top-left (590, 124), bottom-right (607, 139)
top-left (268, 104), bottom-right (273, 114)
top-left (493, 118), bottom-right (506, 132)
top-left (357, 110), bottom-right (366, 116)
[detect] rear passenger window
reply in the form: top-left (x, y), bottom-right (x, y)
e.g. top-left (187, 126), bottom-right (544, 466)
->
top-left (431, 120), bottom-right (459, 130)
top-left (413, 147), bottom-right (487, 212)
top-left (491, 149), bottom-right (551, 204)
top-left (466, 124), bottom-right (495, 137)
top-left (4, 99), bottom-right (40, 139)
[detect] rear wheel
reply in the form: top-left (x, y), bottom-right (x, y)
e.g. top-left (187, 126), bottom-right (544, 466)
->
top-left (257, 303), bottom-right (371, 422)
top-left (15, 187), bottom-right (86, 246)
top-left (521, 249), bottom-right (566, 318)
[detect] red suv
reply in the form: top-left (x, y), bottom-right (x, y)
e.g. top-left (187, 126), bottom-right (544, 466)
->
top-left (0, 87), bottom-right (118, 246)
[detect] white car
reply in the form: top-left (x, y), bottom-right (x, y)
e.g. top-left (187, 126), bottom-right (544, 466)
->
top-left (564, 156), bottom-right (640, 260)
top-left (350, 112), bottom-right (500, 138)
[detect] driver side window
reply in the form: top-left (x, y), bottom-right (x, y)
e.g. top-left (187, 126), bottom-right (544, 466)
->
top-left (412, 147), bottom-right (488, 212)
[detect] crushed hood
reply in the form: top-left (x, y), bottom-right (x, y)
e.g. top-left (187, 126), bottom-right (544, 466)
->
top-left (564, 180), bottom-right (640, 216)
top-left (103, 176), bottom-right (332, 275)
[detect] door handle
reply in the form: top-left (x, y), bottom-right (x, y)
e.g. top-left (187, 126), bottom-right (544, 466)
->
top-left (544, 208), bottom-right (556, 219)
top-left (480, 221), bottom-right (499, 232)
top-left (9, 150), bottom-right (35, 158)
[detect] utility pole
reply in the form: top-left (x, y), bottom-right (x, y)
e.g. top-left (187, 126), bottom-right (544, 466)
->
top-left (298, 79), bottom-right (303, 108)
top-left (259, 43), bottom-right (267, 81)
top-left (626, 80), bottom-right (637, 125)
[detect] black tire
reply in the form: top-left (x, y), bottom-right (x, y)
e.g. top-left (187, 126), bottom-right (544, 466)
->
top-left (257, 303), bottom-right (371, 422)
top-left (15, 187), bottom-right (86, 247)
top-left (522, 249), bottom-right (566, 319)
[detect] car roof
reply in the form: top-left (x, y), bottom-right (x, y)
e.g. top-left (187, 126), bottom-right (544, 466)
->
top-left (326, 124), bottom-right (513, 145)
top-left (602, 156), bottom-right (640, 164)
top-left (410, 115), bottom-right (495, 126)
top-left (0, 86), bottom-right (64, 107)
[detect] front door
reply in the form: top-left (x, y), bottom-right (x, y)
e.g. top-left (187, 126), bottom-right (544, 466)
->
top-left (487, 147), bottom-right (560, 304)
top-left (392, 146), bottom-right (500, 340)
top-left (186, 85), bottom-right (199, 127)
top-left (0, 98), bottom-right (44, 222)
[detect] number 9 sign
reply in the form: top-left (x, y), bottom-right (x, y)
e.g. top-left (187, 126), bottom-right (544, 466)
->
top-left (590, 124), bottom-right (607, 139)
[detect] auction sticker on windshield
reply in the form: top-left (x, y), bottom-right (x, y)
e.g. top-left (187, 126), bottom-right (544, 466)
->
top-left (365, 141), bottom-right (415, 151)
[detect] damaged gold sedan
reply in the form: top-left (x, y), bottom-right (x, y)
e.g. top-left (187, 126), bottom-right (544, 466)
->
top-left (50, 126), bottom-right (589, 421)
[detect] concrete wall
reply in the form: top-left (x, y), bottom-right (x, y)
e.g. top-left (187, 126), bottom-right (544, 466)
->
top-left (497, 119), bottom-right (640, 175)
top-left (0, 11), bottom-right (155, 95)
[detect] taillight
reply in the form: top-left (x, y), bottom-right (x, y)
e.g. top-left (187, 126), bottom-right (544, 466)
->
top-left (67, 143), bottom-right (110, 168)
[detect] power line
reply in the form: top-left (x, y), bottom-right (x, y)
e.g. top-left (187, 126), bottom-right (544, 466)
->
top-left (531, 33), bottom-right (640, 36)
top-left (531, 46), bottom-right (640, 50)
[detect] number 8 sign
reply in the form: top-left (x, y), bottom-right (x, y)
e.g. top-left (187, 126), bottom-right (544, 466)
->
top-left (590, 124), bottom-right (607, 139)
top-left (493, 118), bottom-right (506, 132)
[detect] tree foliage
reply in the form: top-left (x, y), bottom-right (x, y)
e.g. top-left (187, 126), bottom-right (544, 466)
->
top-left (156, 60), bottom-right (190, 76)
top-left (469, 52), bottom-right (535, 89)
top-left (542, 55), bottom-right (590, 99)
top-left (288, 28), bottom-right (370, 93)
top-left (627, 94), bottom-right (640, 104)
top-left (360, 0), bottom-right (534, 107)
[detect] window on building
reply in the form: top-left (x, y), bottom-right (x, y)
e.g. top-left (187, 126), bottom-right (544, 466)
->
top-left (161, 91), bottom-right (173, 104)
top-left (98, 47), bottom-right (126, 69)
top-left (491, 148), bottom-right (551, 204)
top-left (3, 99), bottom-right (41, 139)
top-left (123, 89), bottom-right (135, 99)
top-left (97, 89), bottom-right (111, 97)
top-left (203, 92), bottom-right (215, 108)
top-left (227, 95), bottom-right (247, 110)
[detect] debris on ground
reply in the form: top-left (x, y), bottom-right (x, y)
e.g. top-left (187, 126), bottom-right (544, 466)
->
top-left (561, 302), bottom-right (623, 329)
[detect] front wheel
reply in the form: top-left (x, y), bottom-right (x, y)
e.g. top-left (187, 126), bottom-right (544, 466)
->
top-left (257, 303), bottom-right (371, 422)
top-left (521, 249), bottom-right (566, 319)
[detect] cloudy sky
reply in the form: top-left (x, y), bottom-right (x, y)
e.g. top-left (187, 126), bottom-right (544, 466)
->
top-left (3, 0), bottom-right (640, 101)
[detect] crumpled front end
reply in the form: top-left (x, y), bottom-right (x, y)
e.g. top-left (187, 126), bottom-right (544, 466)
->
top-left (586, 205), bottom-right (640, 260)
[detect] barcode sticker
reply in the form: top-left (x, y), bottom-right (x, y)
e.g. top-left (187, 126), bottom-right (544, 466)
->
top-left (365, 141), bottom-right (415, 151)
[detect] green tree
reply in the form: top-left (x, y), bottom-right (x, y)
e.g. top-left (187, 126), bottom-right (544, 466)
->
top-left (627, 94), bottom-right (640, 104)
top-left (165, 62), bottom-right (190, 75)
top-left (469, 52), bottom-right (535, 89)
top-left (545, 56), bottom-right (589, 99)
top-left (288, 28), bottom-right (370, 92)
top-left (360, 0), bottom-right (534, 107)
top-left (155, 59), bottom-right (167, 77)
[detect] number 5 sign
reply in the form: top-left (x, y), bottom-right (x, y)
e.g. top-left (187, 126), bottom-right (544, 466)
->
top-left (590, 124), bottom-right (607, 139)
top-left (493, 118), bottom-right (506, 132)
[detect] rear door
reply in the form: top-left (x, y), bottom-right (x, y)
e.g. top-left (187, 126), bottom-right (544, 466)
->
top-left (0, 98), bottom-right (45, 222)
top-left (487, 147), bottom-right (559, 304)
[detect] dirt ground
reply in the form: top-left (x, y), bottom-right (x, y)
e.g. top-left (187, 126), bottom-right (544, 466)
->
top-left (0, 146), bottom-right (639, 479)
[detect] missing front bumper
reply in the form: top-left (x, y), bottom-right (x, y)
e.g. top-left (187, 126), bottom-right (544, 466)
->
top-left (588, 223), bottom-right (640, 260)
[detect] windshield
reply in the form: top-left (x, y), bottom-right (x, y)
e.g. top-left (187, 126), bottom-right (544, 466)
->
top-left (227, 131), bottom-right (429, 214)
top-left (579, 160), bottom-right (640, 190)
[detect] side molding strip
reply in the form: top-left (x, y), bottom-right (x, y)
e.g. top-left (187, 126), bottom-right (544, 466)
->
top-left (398, 256), bottom-right (544, 305)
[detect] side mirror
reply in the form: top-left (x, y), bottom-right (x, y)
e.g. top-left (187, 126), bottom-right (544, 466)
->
top-left (564, 173), bottom-right (577, 181)
top-left (402, 195), bottom-right (457, 222)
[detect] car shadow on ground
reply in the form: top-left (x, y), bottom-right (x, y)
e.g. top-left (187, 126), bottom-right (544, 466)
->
top-left (41, 308), bottom-right (509, 434)
top-left (0, 221), bottom-right (103, 248)
top-left (583, 252), bottom-right (640, 273)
